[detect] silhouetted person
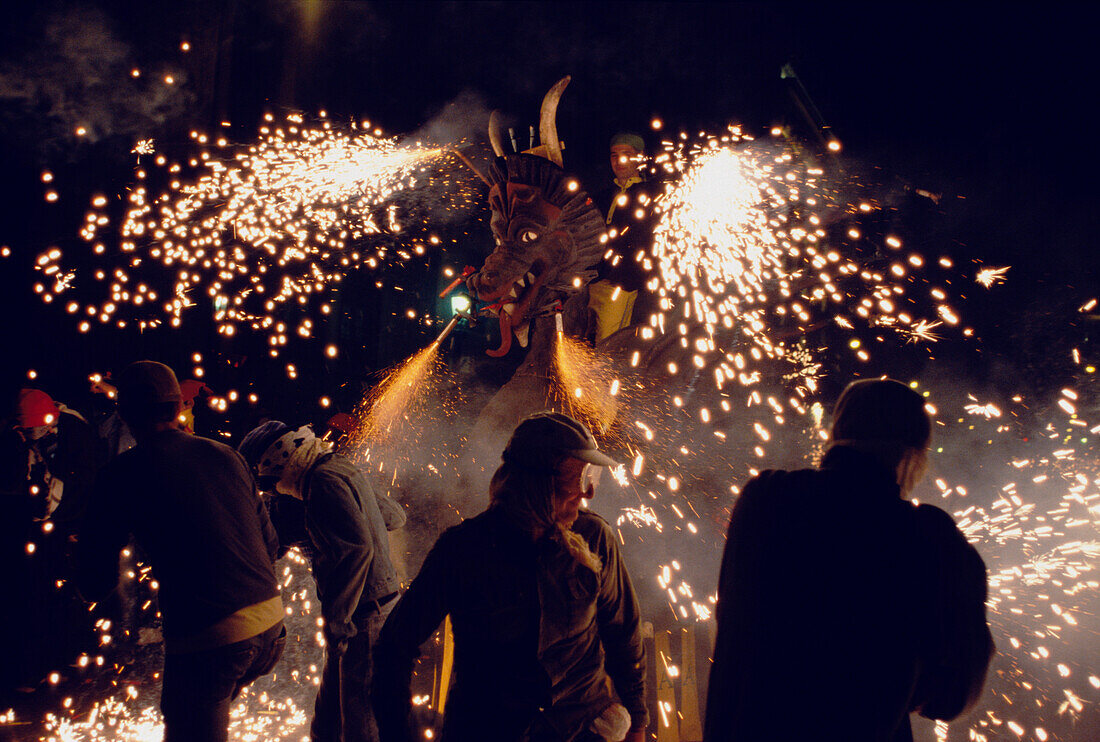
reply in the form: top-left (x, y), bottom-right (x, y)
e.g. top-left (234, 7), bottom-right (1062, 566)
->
top-left (6, 387), bottom-right (97, 524)
top-left (374, 412), bottom-right (647, 742)
top-left (706, 379), bottom-right (994, 742)
top-left (76, 361), bottom-right (284, 742)
top-left (0, 387), bottom-right (98, 695)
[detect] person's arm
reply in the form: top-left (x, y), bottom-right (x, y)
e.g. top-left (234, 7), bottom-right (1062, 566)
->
top-left (243, 456), bottom-right (281, 564)
top-left (912, 505), bottom-right (995, 721)
top-left (374, 490), bottom-right (407, 531)
top-left (307, 471), bottom-right (373, 644)
top-left (373, 531), bottom-right (453, 742)
top-left (73, 466), bottom-right (131, 604)
top-left (594, 521), bottom-right (648, 733)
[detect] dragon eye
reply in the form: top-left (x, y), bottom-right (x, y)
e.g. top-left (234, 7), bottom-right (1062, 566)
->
top-left (519, 229), bottom-right (539, 243)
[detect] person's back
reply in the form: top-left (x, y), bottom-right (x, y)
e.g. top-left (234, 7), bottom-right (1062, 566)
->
top-left (706, 380), bottom-right (993, 742)
top-left (76, 361), bottom-right (283, 742)
top-left (91, 428), bottom-right (279, 642)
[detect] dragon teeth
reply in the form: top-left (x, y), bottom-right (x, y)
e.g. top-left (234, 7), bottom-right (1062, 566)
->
top-left (507, 287), bottom-right (518, 299)
top-left (503, 303), bottom-right (516, 314)
top-left (525, 272), bottom-right (535, 283)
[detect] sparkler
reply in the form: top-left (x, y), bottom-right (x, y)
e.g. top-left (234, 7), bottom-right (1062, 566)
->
top-left (343, 340), bottom-right (452, 455)
top-left (33, 112), bottom-right (475, 365)
top-left (976, 266), bottom-right (1011, 288)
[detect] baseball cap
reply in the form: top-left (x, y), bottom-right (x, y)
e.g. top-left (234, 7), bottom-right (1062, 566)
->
top-left (117, 361), bottom-right (183, 407)
top-left (610, 132), bottom-right (646, 152)
top-left (502, 411), bottom-right (618, 471)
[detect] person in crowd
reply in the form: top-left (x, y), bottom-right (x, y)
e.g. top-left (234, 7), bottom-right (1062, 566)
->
top-left (239, 420), bottom-right (405, 742)
top-left (0, 386), bottom-right (98, 695)
top-left (75, 360), bottom-right (284, 742)
top-left (89, 373), bottom-right (136, 462)
top-left (178, 378), bottom-right (212, 434)
top-left (373, 411), bottom-right (647, 742)
top-left (705, 378), bottom-right (994, 742)
top-left (5, 387), bottom-right (97, 524)
top-left (588, 132), bottom-right (657, 342)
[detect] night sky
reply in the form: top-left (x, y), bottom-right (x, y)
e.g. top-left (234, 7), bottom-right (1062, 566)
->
top-left (1, 2), bottom-right (1095, 404)
top-left (0, 1), bottom-right (1092, 384)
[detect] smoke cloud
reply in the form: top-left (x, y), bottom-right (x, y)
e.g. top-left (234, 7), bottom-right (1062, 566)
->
top-left (0, 6), bottom-right (191, 155)
top-left (406, 89), bottom-right (495, 149)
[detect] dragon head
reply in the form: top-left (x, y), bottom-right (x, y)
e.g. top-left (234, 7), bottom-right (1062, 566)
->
top-left (466, 77), bottom-right (605, 356)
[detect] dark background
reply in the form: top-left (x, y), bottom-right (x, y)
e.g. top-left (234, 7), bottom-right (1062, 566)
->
top-left (0, 1), bottom-right (1095, 420)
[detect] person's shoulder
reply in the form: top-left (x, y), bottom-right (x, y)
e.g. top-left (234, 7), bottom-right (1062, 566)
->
top-left (574, 509), bottom-right (612, 531)
top-left (447, 508), bottom-right (494, 534)
top-left (910, 500), bottom-right (955, 525)
top-left (728, 468), bottom-right (827, 528)
top-left (190, 432), bottom-right (248, 462)
top-left (911, 502), bottom-right (987, 576)
top-left (164, 429), bottom-right (217, 449)
top-left (425, 510), bottom-right (495, 554)
top-left (912, 502), bottom-right (968, 541)
top-left (739, 467), bottom-right (818, 501)
top-left (311, 453), bottom-right (359, 481)
top-left (572, 510), bottom-right (616, 546)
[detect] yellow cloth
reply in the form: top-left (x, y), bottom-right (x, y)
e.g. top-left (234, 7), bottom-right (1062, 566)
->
top-left (167, 595), bottom-right (284, 654)
top-left (606, 175), bottom-right (643, 223)
top-left (588, 279), bottom-right (637, 342)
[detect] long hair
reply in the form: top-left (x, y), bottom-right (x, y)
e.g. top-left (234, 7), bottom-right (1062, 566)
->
top-left (489, 459), bottom-right (602, 574)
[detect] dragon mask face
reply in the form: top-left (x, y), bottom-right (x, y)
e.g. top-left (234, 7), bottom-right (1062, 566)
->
top-left (465, 77), bottom-right (604, 356)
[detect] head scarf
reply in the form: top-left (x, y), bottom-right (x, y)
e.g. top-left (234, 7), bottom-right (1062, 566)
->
top-left (257, 425), bottom-right (332, 499)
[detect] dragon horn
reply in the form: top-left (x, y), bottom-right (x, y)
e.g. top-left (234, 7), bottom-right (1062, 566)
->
top-left (489, 110), bottom-right (507, 158)
top-left (539, 76), bottom-right (570, 167)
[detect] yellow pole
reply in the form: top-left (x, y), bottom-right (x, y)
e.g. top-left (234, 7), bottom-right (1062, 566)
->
top-left (678, 626), bottom-right (703, 741)
top-left (437, 615), bottom-right (454, 715)
top-left (655, 630), bottom-right (679, 742)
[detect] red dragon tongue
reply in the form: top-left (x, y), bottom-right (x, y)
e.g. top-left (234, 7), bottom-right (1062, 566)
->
top-left (486, 306), bottom-right (514, 357)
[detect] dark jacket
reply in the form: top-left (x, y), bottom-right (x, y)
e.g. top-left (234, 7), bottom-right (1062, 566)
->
top-left (596, 177), bottom-right (658, 292)
top-left (374, 507), bottom-right (647, 742)
top-left (705, 446), bottom-right (994, 742)
top-left (299, 453), bottom-right (402, 643)
top-left (76, 429), bottom-right (280, 646)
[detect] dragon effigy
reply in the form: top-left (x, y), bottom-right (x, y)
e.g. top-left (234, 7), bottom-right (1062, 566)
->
top-left (460, 77), bottom-right (619, 440)
top-left (467, 77), bottom-right (603, 354)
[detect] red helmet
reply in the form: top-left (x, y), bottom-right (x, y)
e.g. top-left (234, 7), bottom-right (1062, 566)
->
top-left (16, 389), bottom-right (60, 429)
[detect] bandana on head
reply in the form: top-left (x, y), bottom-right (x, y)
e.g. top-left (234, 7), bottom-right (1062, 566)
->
top-left (257, 425), bottom-right (332, 499)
